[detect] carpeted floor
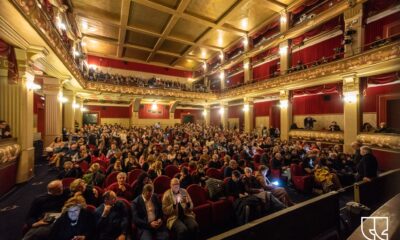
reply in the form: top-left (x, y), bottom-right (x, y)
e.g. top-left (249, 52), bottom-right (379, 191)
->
top-left (0, 162), bottom-right (57, 240)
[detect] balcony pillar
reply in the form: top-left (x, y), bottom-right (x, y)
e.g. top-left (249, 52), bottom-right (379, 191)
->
top-left (244, 98), bottom-right (254, 133)
top-left (342, 73), bottom-right (360, 153)
top-left (243, 58), bottom-right (252, 83)
top-left (203, 105), bottom-right (210, 126)
top-left (279, 90), bottom-right (292, 141)
top-left (43, 78), bottom-right (63, 147)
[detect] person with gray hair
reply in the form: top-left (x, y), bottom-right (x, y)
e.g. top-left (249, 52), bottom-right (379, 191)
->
top-left (356, 146), bottom-right (378, 182)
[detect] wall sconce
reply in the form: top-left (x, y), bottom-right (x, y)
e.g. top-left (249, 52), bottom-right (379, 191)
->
top-left (243, 62), bottom-right (249, 69)
top-left (279, 99), bottom-right (289, 108)
top-left (280, 13), bottom-right (287, 24)
top-left (73, 103), bottom-right (80, 109)
top-left (219, 71), bottom-right (225, 80)
top-left (202, 62), bottom-right (207, 70)
top-left (26, 73), bottom-right (41, 90)
top-left (344, 92), bottom-right (357, 103)
top-left (219, 53), bottom-right (224, 61)
top-left (202, 110), bottom-right (207, 116)
top-left (242, 37), bottom-right (249, 46)
top-left (243, 104), bottom-right (249, 112)
top-left (80, 107), bottom-right (88, 112)
top-left (219, 107), bottom-right (225, 115)
top-left (279, 45), bottom-right (288, 55)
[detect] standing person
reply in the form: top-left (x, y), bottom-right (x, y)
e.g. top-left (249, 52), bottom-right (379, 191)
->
top-left (132, 184), bottom-right (169, 240)
top-left (162, 178), bottom-right (199, 240)
top-left (356, 146), bottom-right (378, 182)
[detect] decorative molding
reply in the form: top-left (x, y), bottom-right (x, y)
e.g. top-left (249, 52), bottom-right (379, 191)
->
top-left (289, 130), bottom-right (344, 143)
top-left (357, 133), bottom-right (400, 150)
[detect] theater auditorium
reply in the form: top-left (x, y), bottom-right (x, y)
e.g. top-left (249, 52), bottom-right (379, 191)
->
top-left (0, 0), bottom-right (399, 239)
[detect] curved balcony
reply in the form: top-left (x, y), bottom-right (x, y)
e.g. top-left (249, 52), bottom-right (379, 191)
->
top-left (289, 129), bottom-right (344, 143)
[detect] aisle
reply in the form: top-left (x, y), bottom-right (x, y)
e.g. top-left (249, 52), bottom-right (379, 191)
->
top-left (0, 162), bottom-right (57, 240)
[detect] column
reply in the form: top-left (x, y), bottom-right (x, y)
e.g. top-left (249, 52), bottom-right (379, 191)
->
top-left (243, 58), bottom-right (252, 83)
top-left (63, 90), bottom-right (75, 133)
top-left (203, 105), bottom-right (210, 126)
top-left (279, 90), bottom-right (292, 141)
top-left (220, 70), bottom-right (226, 90)
top-left (279, 40), bottom-right (291, 74)
top-left (0, 48), bottom-right (36, 183)
top-left (342, 73), bottom-right (360, 153)
top-left (43, 78), bottom-right (63, 147)
top-left (343, 3), bottom-right (364, 57)
top-left (243, 98), bottom-right (254, 133)
top-left (220, 103), bottom-right (228, 130)
top-left (74, 97), bottom-right (83, 129)
top-left (280, 11), bottom-right (290, 32)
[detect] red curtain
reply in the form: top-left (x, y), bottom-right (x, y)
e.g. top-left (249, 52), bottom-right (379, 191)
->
top-left (0, 39), bottom-right (19, 84)
top-left (291, 35), bottom-right (343, 65)
top-left (254, 100), bottom-right (278, 116)
top-left (364, 12), bottom-right (400, 45)
top-left (293, 83), bottom-right (342, 96)
top-left (292, 16), bottom-right (342, 46)
top-left (368, 72), bottom-right (400, 84)
top-left (293, 93), bottom-right (344, 115)
top-left (226, 72), bottom-right (244, 87)
top-left (252, 46), bottom-right (279, 62)
top-left (252, 59), bottom-right (279, 81)
top-left (210, 108), bottom-right (220, 126)
top-left (87, 105), bottom-right (131, 118)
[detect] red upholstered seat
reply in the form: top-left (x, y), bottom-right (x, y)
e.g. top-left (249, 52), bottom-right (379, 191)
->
top-left (104, 171), bottom-right (120, 187)
top-left (290, 163), bottom-right (313, 193)
top-left (206, 168), bottom-right (223, 180)
top-left (78, 161), bottom-right (89, 173)
top-left (186, 184), bottom-right (212, 234)
top-left (128, 169), bottom-right (144, 184)
top-left (61, 177), bottom-right (76, 189)
top-left (86, 204), bottom-right (96, 213)
top-left (153, 175), bottom-right (171, 195)
top-left (165, 165), bottom-right (180, 178)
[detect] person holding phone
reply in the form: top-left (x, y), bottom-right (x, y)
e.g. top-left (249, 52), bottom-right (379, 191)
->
top-left (162, 178), bottom-right (199, 240)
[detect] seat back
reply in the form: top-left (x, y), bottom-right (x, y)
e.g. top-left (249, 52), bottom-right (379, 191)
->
top-left (79, 161), bottom-right (89, 173)
top-left (206, 168), bottom-right (223, 180)
top-left (86, 204), bottom-right (96, 213)
top-left (105, 171), bottom-right (120, 187)
top-left (61, 177), bottom-right (76, 189)
top-left (153, 175), bottom-right (171, 195)
top-left (128, 169), bottom-right (144, 184)
top-left (187, 184), bottom-right (209, 206)
top-left (290, 164), bottom-right (302, 176)
top-left (165, 165), bottom-right (180, 178)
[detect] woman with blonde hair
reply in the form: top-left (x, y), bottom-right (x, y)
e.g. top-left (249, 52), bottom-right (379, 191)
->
top-left (70, 179), bottom-right (100, 206)
top-left (148, 160), bottom-right (164, 180)
top-left (82, 163), bottom-right (105, 187)
top-left (48, 194), bottom-right (95, 240)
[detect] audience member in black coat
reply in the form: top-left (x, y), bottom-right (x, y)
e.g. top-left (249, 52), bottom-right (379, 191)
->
top-left (132, 184), bottom-right (169, 240)
top-left (356, 146), bottom-right (378, 182)
top-left (133, 172), bottom-right (152, 200)
top-left (95, 191), bottom-right (129, 240)
top-left (57, 161), bottom-right (83, 179)
top-left (179, 167), bottom-right (193, 189)
top-left (23, 180), bottom-right (70, 240)
top-left (48, 194), bottom-right (96, 240)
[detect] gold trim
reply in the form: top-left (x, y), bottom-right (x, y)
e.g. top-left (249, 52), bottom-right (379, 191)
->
top-left (289, 130), bottom-right (344, 143)
top-left (357, 133), bottom-right (400, 150)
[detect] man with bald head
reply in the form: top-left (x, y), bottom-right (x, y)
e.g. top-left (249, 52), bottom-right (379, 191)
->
top-left (162, 178), bottom-right (199, 240)
top-left (23, 180), bottom-right (70, 240)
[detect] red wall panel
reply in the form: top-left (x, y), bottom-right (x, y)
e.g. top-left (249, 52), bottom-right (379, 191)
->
top-left (293, 93), bottom-right (343, 115)
top-left (87, 55), bottom-right (193, 78)
top-left (210, 108), bottom-right (221, 126)
top-left (86, 105), bottom-right (130, 118)
top-left (227, 72), bottom-right (244, 87)
top-left (174, 109), bottom-right (203, 121)
top-left (364, 12), bottom-right (400, 45)
top-left (138, 104), bottom-right (169, 119)
top-left (228, 105), bottom-right (243, 118)
top-left (252, 59), bottom-right (279, 81)
top-left (291, 35), bottom-right (343, 65)
top-left (373, 149), bottom-right (400, 171)
top-left (254, 100), bottom-right (278, 116)
top-left (363, 83), bottom-right (400, 112)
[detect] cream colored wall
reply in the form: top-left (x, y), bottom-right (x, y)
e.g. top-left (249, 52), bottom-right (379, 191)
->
top-left (255, 116), bottom-right (270, 132)
top-left (100, 118), bottom-right (130, 128)
top-left (363, 112), bottom-right (377, 128)
top-left (228, 118), bottom-right (239, 130)
top-left (131, 118), bottom-right (181, 128)
top-left (293, 114), bottom-right (344, 130)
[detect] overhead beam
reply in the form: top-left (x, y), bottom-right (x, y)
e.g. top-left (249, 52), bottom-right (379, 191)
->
top-left (147, 0), bottom-right (191, 62)
top-left (117, 0), bottom-right (131, 57)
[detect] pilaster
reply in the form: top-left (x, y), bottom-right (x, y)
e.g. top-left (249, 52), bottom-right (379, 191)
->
top-left (203, 105), bottom-right (211, 126)
top-left (279, 90), bottom-right (292, 141)
top-left (243, 58), bottom-right (252, 83)
top-left (243, 98), bottom-right (254, 133)
top-left (279, 40), bottom-right (291, 74)
top-left (342, 73), bottom-right (360, 153)
top-left (43, 77), bottom-right (63, 147)
top-left (63, 90), bottom-right (76, 133)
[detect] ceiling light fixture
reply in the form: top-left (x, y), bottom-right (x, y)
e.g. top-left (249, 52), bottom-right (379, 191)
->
top-left (242, 37), bottom-right (248, 46)
top-left (241, 17), bottom-right (249, 29)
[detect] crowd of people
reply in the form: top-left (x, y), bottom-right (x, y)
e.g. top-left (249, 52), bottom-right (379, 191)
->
top-left (23, 123), bottom-right (379, 240)
top-left (84, 69), bottom-right (208, 93)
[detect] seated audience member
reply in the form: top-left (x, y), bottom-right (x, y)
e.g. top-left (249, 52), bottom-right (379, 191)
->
top-left (108, 172), bottom-right (134, 200)
top-left (162, 178), bottom-right (199, 240)
top-left (124, 152), bottom-right (140, 172)
top-left (362, 122), bottom-right (375, 132)
top-left (351, 142), bottom-right (362, 167)
top-left (106, 160), bottom-right (123, 175)
top-left (314, 158), bottom-right (342, 192)
top-left (242, 167), bottom-right (285, 212)
top-left (95, 191), bottom-right (129, 240)
top-left (255, 165), bottom-right (294, 206)
top-left (207, 153), bottom-right (222, 169)
top-left (23, 180), bottom-right (70, 240)
top-left (225, 170), bottom-right (261, 225)
top-left (82, 163), bottom-right (105, 187)
top-left (57, 161), bottom-right (83, 179)
top-left (224, 160), bottom-right (240, 178)
top-left (375, 122), bottom-right (394, 133)
top-left (0, 120), bottom-right (12, 138)
top-left (70, 179), bottom-right (100, 206)
top-left (356, 146), bottom-right (378, 182)
top-left (328, 121), bottom-right (341, 131)
top-left (290, 123), bottom-right (299, 129)
top-left (48, 194), bottom-right (96, 240)
top-left (271, 153), bottom-right (291, 182)
top-left (148, 161), bottom-right (164, 180)
top-left (132, 184), bottom-right (169, 240)
top-left (179, 167), bottom-right (193, 189)
top-left (133, 172), bottom-right (152, 199)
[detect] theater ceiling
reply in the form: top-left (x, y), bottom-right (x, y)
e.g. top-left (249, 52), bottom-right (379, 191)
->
top-left (72, 0), bottom-right (295, 70)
